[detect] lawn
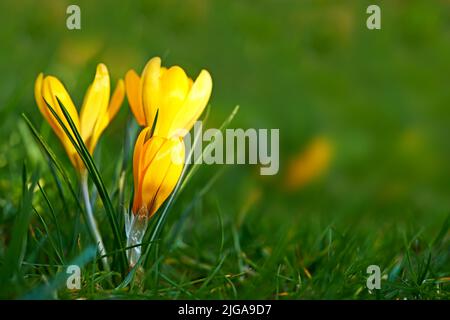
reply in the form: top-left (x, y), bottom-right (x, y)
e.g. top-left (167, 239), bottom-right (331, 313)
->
top-left (0, 0), bottom-right (448, 299)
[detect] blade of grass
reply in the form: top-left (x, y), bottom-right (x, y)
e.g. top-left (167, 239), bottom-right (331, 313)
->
top-left (37, 181), bottom-right (65, 261)
top-left (199, 253), bottom-right (228, 291)
top-left (179, 105), bottom-right (239, 193)
top-left (114, 117), bottom-right (138, 230)
top-left (0, 165), bottom-right (39, 296)
top-left (433, 214), bottom-right (449, 247)
top-left (167, 167), bottom-right (226, 251)
top-left (32, 206), bottom-right (64, 265)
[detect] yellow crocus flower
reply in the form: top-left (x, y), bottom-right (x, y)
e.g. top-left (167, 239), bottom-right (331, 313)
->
top-left (131, 127), bottom-right (185, 218)
top-left (125, 57), bottom-right (212, 138)
top-left (34, 63), bottom-right (125, 172)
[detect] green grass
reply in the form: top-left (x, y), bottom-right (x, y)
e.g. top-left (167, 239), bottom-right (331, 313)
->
top-left (0, 0), bottom-right (449, 299)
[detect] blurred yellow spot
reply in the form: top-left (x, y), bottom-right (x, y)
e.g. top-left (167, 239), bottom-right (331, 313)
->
top-left (303, 267), bottom-right (312, 279)
top-left (284, 137), bottom-right (333, 190)
top-left (58, 39), bottom-right (103, 67)
top-left (398, 129), bottom-right (425, 155)
top-left (164, 257), bottom-right (177, 265)
top-left (277, 292), bottom-right (289, 297)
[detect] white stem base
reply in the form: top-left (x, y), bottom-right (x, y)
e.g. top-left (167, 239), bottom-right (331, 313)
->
top-left (124, 212), bottom-right (148, 268)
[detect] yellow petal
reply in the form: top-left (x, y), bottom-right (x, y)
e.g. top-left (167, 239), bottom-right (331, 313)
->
top-left (42, 76), bottom-right (80, 129)
top-left (140, 137), bottom-right (184, 217)
top-left (141, 57), bottom-right (162, 128)
top-left (125, 69), bottom-right (146, 126)
top-left (35, 73), bottom-right (47, 117)
top-left (154, 66), bottom-right (191, 137)
top-left (106, 78), bottom-right (125, 121)
top-left (35, 73), bottom-right (57, 132)
top-left (169, 69), bottom-right (212, 137)
top-left (149, 139), bottom-right (184, 216)
top-left (42, 75), bottom-right (82, 169)
top-left (35, 73), bottom-right (68, 150)
top-left (80, 63), bottom-right (110, 147)
top-left (133, 136), bottom-right (166, 214)
top-left (133, 127), bottom-right (151, 187)
top-left (88, 79), bottom-right (125, 153)
top-left (132, 127), bottom-right (151, 214)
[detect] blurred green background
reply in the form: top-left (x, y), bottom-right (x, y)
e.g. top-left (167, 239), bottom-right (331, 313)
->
top-left (0, 0), bottom-right (449, 299)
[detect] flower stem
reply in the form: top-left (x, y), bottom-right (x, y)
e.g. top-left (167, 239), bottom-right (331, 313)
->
top-left (124, 211), bottom-right (148, 268)
top-left (81, 173), bottom-right (109, 271)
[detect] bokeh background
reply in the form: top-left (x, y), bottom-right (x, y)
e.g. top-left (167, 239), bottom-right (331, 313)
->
top-left (0, 0), bottom-right (449, 299)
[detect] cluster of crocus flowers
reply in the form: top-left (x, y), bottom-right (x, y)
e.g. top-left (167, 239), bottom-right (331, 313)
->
top-left (34, 57), bottom-right (212, 268)
top-left (124, 57), bottom-right (212, 266)
top-left (125, 57), bottom-right (212, 138)
top-left (34, 63), bottom-right (125, 173)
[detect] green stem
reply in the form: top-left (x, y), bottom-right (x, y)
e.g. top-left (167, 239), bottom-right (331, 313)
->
top-left (81, 173), bottom-right (109, 271)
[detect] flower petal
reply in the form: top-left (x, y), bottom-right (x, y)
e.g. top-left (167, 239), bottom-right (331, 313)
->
top-left (132, 127), bottom-right (151, 214)
top-left (35, 73), bottom-right (68, 149)
top-left (80, 63), bottom-right (110, 146)
top-left (133, 136), bottom-right (167, 214)
top-left (41, 75), bottom-right (81, 169)
top-left (154, 66), bottom-right (191, 137)
top-left (88, 79), bottom-right (125, 153)
top-left (141, 57), bottom-right (162, 128)
top-left (106, 78), bottom-right (125, 121)
top-left (35, 73), bottom-right (57, 132)
top-left (125, 69), bottom-right (146, 126)
top-left (139, 137), bottom-right (184, 217)
top-left (169, 69), bottom-right (212, 137)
